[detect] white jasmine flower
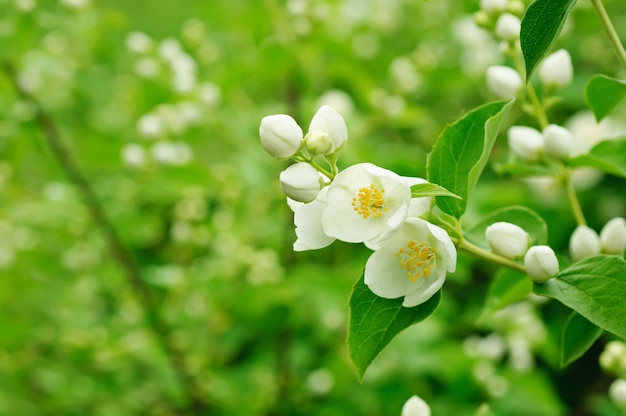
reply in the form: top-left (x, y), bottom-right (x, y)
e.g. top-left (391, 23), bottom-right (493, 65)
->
top-left (508, 126), bottom-right (544, 161)
top-left (305, 105), bottom-right (348, 154)
top-left (121, 144), bottom-right (146, 168)
top-left (321, 163), bottom-right (411, 245)
top-left (485, 222), bottom-right (530, 259)
top-left (538, 49), bottom-right (573, 89)
top-left (495, 13), bottom-right (521, 42)
top-left (524, 245), bottom-right (559, 283)
top-left (600, 217), bottom-right (626, 255)
top-left (279, 162), bottom-right (325, 203)
top-left (569, 225), bottom-right (601, 262)
top-left (259, 114), bottom-right (303, 159)
top-left (287, 188), bottom-right (335, 251)
top-left (364, 218), bottom-right (456, 307)
top-left (543, 124), bottom-right (573, 159)
top-left (486, 66), bottom-right (522, 99)
top-left (401, 395), bottom-right (431, 416)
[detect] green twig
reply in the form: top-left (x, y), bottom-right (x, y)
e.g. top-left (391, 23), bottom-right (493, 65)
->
top-left (591, 0), bottom-right (626, 72)
top-left (564, 168), bottom-right (587, 226)
top-left (456, 237), bottom-right (527, 274)
top-left (3, 62), bottom-right (211, 415)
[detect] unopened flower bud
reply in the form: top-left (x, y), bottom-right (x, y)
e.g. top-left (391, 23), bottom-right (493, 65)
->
top-left (308, 105), bottom-right (348, 154)
top-left (538, 49), bottom-right (573, 89)
top-left (600, 341), bottom-right (626, 375)
top-left (259, 114), bottom-right (303, 159)
top-left (542, 124), bottom-right (573, 159)
top-left (507, 0), bottom-right (526, 15)
top-left (304, 130), bottom-right (332, 156)
top-left (486, 222), bottom-right (530, 259)
top-left (473, 11), bottom-right (493, 29)
top-left (279, 162), bottom-right (324, 203)
top-left (401, 395), bottom-right (431, 416)
top-left (508, 126), bottom-right (544, 161)
top-left (524, 245), bottom-right (559, 283)
top-left (480, 0), bottom-right (507, 13)
top-left (600, 217), bottom-right (626, 255)
top-left (569, 225), bottom-right (601, 262)
top-left (495, 13), bottom-right (521, 42)
top-left (486, 66), bottom-right (522, 99)
top-left (609, 379), bottom-right (626, 408)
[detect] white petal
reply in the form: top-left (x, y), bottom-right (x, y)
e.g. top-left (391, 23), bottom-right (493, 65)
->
top-left (288, 188), bottom-right (335, 251)
top-left (259, 114), bottom-right (303, 159)
top-left (308, 105), bottom-right (348, 152)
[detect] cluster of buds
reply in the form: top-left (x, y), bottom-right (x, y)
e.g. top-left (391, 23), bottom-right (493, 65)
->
top-left (260, 106), bottom-right (457, 307)
top-left (485, 222), bottom-right (559, 282)
top-left (569, 218), bottom-right (626, 262)
top-left (507, 123), bottom-right (574, 161)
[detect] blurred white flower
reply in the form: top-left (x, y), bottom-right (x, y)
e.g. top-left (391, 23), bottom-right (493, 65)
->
top-left (316, 89), bottom-right (354, 117)
top-left (538, 49), bottom-right (573, 89)
top-left (322, 163), bottom-right (411, 245)
top-left (480, 0), bottom-right (507, 13)
top-left (365, 217), bottom-right (456, 307)
top-left (401, 395), bottom-right (431, 416)
top-left (600, 217), bottom-right (626, 255)
top-left (137, 113), bottom-right (164, 138)
top-left (121, 143), bottom-right (146, 168)
top-left (133, 57), bottom-right (160, 78)
top-left (486, 66), bottom-right (522, 99)
top-left (495, 13), bottom-right (521, 42)
top-left (600, 341), bottom-right (626, 374)
top-left (279, 162), bottom-right (325, 203)
top-left (390, 56), bottom-right (422, 94)
top-left (126, 31), bottom-right (154, 54)
top-left (198, 82), bottom-right (222, 106)
top-left (158, 38), bottom-right (184, 61)
top-left (287, 187), bottom-right (336, 251)
top-left (543, 124), bottom-right (573, 159)
top-left (609, 379), bottom-right (626, 408)
top-left (508, 126), bottom-right (544, 161)
top-left (151, 141), bottom-right (193, 166)
top-left (524, 245), bottom-right (559, 283)
top-left (569, 225), bottom-right (601, 262)
top-left (485, 222), bottom-right (530, 259)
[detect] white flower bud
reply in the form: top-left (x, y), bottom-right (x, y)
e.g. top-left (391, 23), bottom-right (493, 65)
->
top-left (542, 124), bottom-right (573, 159)
top-left (600, 217), bottom-right (626, 255)
top-left (538, 49), bottom-right (573, 89)
top-left (486, 222), bottom-right (530, 259)
top-left (524, 245), bottom-right (559, 283)
top-left (507, 126), bottom-right (544, 161)
top-left (569, 225), bottom-right (601, 262)
top-left (401, 395), bottom-right (431, 416)
top-left (307, 105), bottom-right (348, 154)
top-left (480, 0), bottom-right (507, 13)
top-left (609, 379), bottom-right (626, 408)
top-left (600, 341), bottom-right (626, 374)
top-left (259, 114), bottom-right (303, 159)
top-left (304, 130), bottom-right (332, 156)
top-left (495, 13), bottom-right (521, 42)
top-left (279, 162), bottom-right (324, 203)
top-left (486, 66), bottom-right (522, 99)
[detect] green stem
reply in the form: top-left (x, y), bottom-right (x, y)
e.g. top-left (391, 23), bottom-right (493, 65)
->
top-left (456, 238), bottom-right (527, 274)
top-left (564, 168), bottom-right (587, 226)
top-left (510, 45), bottom-right (549, 128)
top-left (591, 0), bottom-right (626, 71)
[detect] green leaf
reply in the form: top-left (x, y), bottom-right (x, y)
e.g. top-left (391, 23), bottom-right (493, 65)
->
top-left (560, 311), bottom-right (603, 367)
top-left (464, 205), bottom-right (548, 250)
top-left (478, 268), bottom-right (533, 323)
top-left (533, 255), bottom-right (626, 340)
top-left (585, 75), bottom-right (626, 121)
top-left (426, 99), bottom-right (513, 218)
top-left (347, 274), bottom-right (441, 379)
top-left (568, 139), bottom-right (626, 178)
top-left (410, 183), bottom-right (461, 199)
top-left (520, 0), bottom-right (577, 80)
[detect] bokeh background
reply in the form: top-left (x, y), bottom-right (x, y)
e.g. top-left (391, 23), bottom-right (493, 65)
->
top-left (1, 0), bottom-right (626, 414)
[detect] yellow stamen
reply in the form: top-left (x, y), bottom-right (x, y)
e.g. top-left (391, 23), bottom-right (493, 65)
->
top-left (351, 184), bottom-right (388, 219)
top-left (396, 240), bottom-right (437, 282)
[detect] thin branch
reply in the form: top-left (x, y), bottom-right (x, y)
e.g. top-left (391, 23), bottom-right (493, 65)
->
top-left (3, 62), bottom-right (211, 415)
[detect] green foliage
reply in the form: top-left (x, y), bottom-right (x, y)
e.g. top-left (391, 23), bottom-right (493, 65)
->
top-left (585, 74), bottom-right (626, 121)
top-left (410, 183), bottom-right (461, 199)
top-left (426, 100), bottom-right (513, 218)
top-left (520, 0), bottom-right (578, 80)
top-left (347, 275), bottom-right (441, 380)
top-left (568, 139), bottom-right (626, 178)
top-left (479, 269), bottom-right (533, 321)
top-left (534, 255), bottom-right (626, 340)
top-left (560, 312), bottom-right (603, 367)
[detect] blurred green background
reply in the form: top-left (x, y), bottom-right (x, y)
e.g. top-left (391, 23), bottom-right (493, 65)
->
top-left (1, 0), bottom-right (626, 414)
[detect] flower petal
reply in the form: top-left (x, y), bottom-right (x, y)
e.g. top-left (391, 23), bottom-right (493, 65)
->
top-left (308, 105), bottom-right (348, 152)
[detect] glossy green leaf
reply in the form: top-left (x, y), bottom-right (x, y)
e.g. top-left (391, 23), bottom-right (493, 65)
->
top-left (560, 311), bottom-right (603, 367)
top-left (426, 100), bottom-right (513, 218)
top-left (347, 274), bottom-right (441, 379)
top-left (568, 139), bottom-right (626, 178)
top-left (464, 205), bottom-right (548, 250)
top-left (410, 183), bottom-right (461, 199)
top-left (479, 268), bottom-right (533, 322)
top-left (534, 255), bottom-right (626, 340)
top-left (585, 75), bottom-right (626, 121)
top-left (520, 0), bottom-right (577, 80)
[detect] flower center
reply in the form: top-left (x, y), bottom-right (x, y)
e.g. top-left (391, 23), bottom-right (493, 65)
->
top-left (351, 184), bottom-right (388, 219)
top-left (396, 240), bottom-right (437, 282)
